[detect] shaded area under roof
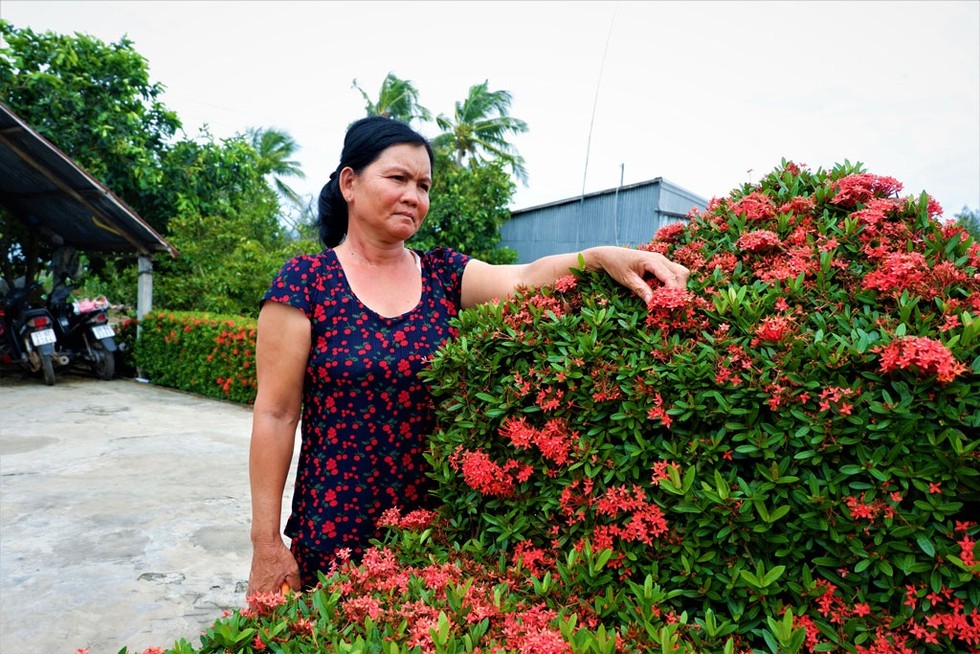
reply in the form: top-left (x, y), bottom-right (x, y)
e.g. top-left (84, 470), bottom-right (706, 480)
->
top-left (0, 102), bottom-right (176, 257)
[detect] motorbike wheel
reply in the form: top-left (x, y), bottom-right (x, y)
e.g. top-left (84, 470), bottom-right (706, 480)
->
top-left (90, 340), bottom-right (115, 381)
top-left (40, 352), bottom-right (55, 386)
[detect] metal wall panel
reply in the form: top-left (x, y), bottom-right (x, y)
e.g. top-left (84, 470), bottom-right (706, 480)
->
top-left (501, 178), bottom-right (707, 263)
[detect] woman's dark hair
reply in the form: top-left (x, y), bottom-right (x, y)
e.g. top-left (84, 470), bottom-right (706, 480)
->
top-left (318, 116), bottom-right (434, 248)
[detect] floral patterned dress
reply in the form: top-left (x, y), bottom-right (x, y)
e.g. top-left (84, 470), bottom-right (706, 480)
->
top-left (261, 246), bottom-right (470, 557)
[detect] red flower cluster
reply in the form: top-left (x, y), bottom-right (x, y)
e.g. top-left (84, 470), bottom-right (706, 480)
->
top-left (449, 447), bottom-right (532, 497)
top-left (645, 286), bottom-right (709, 334)
top-left (736, 229), bottom-right (782, 253)
top-left (377, 506), bottom-right (438, 531)
top-left (729, 191), bottom-right (777, 221)
top-left (876, 336), bottom-right (968, 383)
top-left (754, 315), bottom-right (794, 343)
top-left (499, 416), bottom-right (578, 466)
top-left (829, 173), bottom-right (903, 207)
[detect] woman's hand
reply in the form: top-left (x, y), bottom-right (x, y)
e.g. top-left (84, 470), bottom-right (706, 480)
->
top-left (461, 245), bottom-right (690, 309)
top-left (246, 538), bottom-right (301, 597)
top-left (586, 246), bottom-right (690, 303)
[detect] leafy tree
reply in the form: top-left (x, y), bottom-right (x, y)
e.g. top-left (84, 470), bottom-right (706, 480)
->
top-left (153, 134), bottom-right (317, 316)
top-left (0, 22), bottom-right (318, 315)
top-left (954, 205), bottom-right (979, 240)
top-left (352, 72), bottom-right (432, 125)
top-left (246, 127), bottom-right (306, 207)
top-left (0, 20), bottom-right (181, 235)
top-left (410, 153), bottom-right (517, 264)
top-left (432, 80), bottom-right (529, 185)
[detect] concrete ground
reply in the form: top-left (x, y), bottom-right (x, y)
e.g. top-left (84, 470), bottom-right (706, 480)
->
top-left (0, 371), bottom-right (298, 654)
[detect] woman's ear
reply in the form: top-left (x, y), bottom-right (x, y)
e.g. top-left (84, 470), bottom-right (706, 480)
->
top-left (339, 167), bottom-right (355, 202)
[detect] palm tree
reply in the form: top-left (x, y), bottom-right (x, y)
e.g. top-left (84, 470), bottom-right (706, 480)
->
top-left (352, 73), bottom-right (432, 125)
top-left (246, 127), bottom-right (306, 206)
top-left (432, 80), bottom-right (529, 185)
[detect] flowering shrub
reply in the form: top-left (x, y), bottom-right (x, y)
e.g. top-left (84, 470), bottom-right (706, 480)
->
top-left (115, 315), bottom-right (140, 377)
top-left (422, 160), bottom-right (980, 652)
top-left (135, 310), bottom-right (258, 404)
top-left (100, 161), bottom-right (978, 654)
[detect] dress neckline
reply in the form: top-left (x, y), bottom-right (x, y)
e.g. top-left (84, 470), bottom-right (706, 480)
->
top-left (327, 248), bottom-right (423, 321)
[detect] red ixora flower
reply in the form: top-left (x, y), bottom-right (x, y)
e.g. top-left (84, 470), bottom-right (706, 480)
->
top-left (754, 315), bottom-right (794, 343)
top-left (729, 191), bottom-right (777, 221)
top-left (736, 229), bottom-right (782, 253)
top-left (645, 286), bottom-right (709, 334)
top-left (829, 173), bottom-right (903, 206)
top-left (876, 336), bottom-right (968, 383)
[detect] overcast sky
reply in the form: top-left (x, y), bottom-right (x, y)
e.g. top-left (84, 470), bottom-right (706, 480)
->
top-left (3, 1), bottom-right (978, 216)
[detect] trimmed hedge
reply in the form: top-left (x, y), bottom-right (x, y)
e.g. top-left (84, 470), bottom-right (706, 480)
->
top-left (110, 160), bottom-right (979, 654)
top-left (134, 310), bottom-right (258, 404)
top-left (422, 160), bottom-right (980, 651)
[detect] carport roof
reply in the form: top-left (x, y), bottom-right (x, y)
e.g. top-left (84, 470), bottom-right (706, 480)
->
top-left (0, 102), bottom-right (177, 257)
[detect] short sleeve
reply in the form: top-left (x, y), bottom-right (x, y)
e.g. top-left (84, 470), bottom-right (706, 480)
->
top-left (420, 246), bottom-right (470, 308)
top-left (261, 253), bottom-right (324, 318)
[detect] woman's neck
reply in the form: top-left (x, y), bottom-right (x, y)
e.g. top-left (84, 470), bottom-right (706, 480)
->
top-left (335, 237), bottom-right (410, 267)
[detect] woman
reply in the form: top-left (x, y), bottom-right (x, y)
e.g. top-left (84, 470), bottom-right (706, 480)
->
top-left (247, 116), bottom-right (689, 595)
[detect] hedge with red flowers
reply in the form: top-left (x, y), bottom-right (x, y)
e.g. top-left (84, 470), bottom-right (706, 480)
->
top-left (421, 160), bottom-right (980, 652)
top-left (134, 311), bottom-right (258, 404)
top-left (107, 160), bottom-right (979, 654)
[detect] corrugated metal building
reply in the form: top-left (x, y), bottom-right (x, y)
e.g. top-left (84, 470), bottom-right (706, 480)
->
top-left (501, 178), bottom-right (708, 263)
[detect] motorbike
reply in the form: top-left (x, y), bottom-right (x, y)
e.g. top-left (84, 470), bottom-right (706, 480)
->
top-left (46, 248), bottom-right (117, 381)
top-left (0, 277), bottom-right (61, 386)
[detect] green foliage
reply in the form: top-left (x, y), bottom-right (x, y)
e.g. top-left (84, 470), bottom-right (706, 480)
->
top-left (955, 206), bottom-right (980, 241)
top-left (353, 72), bottom-right (433, 126)
top-left (114, 315), bottom-right (140, 378)
top-left (246, 127), bottom-right (306, 206)
top-left (411, 154), bottom-right (518, 264)
top-left (0, 20), bottom-right (180, 234)
top-left (103, 161), bottom-right (979, 654)
top-left (134, 311), bottom-right (258, 404)
top-left (1, 22), bottom-right (523, 303)
top-left (151, 134), bottom-right (319, 316)
top-left (0, 22), bottom-right (316, 316)
top-left (432, 80), bottom-right (530, 186)
top-left (422, 160), bottom-right (980, 651)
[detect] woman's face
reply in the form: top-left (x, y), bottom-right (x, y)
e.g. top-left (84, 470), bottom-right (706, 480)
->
top-left (344, 143), bottom-right (432, 242)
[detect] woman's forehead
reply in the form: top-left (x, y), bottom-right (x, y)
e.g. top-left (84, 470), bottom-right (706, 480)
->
top-left (374, 144), bottom-right (431, 175)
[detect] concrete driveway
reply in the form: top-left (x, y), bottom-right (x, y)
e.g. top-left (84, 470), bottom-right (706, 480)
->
top-left (0, 372), bottom-right (297, 654)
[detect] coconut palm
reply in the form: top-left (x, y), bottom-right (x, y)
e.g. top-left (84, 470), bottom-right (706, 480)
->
top-left (432, 80), bottom-right (529, 186)
top-left (246, 127), bottom-right (306, 206)
top-left (352, 73), bottom-right (432, 125)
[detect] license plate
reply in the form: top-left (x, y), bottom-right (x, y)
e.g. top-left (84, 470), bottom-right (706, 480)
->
top-left (30, 328), bottom-right (57, 346)
top-left (92, 324), bottom-right (115, 339)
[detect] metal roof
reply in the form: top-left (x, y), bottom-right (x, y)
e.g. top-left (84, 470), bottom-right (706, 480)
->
top-left (0, 102), bottom-right (176, 257)
top-left (501, 177), bottom-right (708, 263)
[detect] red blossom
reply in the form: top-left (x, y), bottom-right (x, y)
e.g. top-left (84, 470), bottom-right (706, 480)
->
top-left (736, 229), bottom-right (782, 253)
top-left (778, 195), bottom-right (816, 216)
top-left (553, 274), bottom-right (578, 292)
top-left (245, 590), bottom-right (287, 617)
top-left (861, 251), bottom-right (930, 298)
top-left (876, 336), bottom-right (968, 383)
top-left (449, 447), bottom-right (531, 497)
top-left (512, 540), bottom-right (553, 576)
top-left (653, 221), bottom-right (687, 243)
top-left (646, 392), bottom-right (673, 428)
top-left (830, 173), bottom-right (903, 206)
top-left (754, 315), bottom-right (794, 343)
top-left (729, 191), bottom-right (777, 221)
top-left (645, 286), bottom-right (709, 334)
top-left (499, 416), bottom-right (578, 466)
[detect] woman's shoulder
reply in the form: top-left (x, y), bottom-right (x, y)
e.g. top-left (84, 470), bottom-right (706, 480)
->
top-left (418, 246), bottom-right (470, 267)
top-left (277, 249), bottom-right (332, 274)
